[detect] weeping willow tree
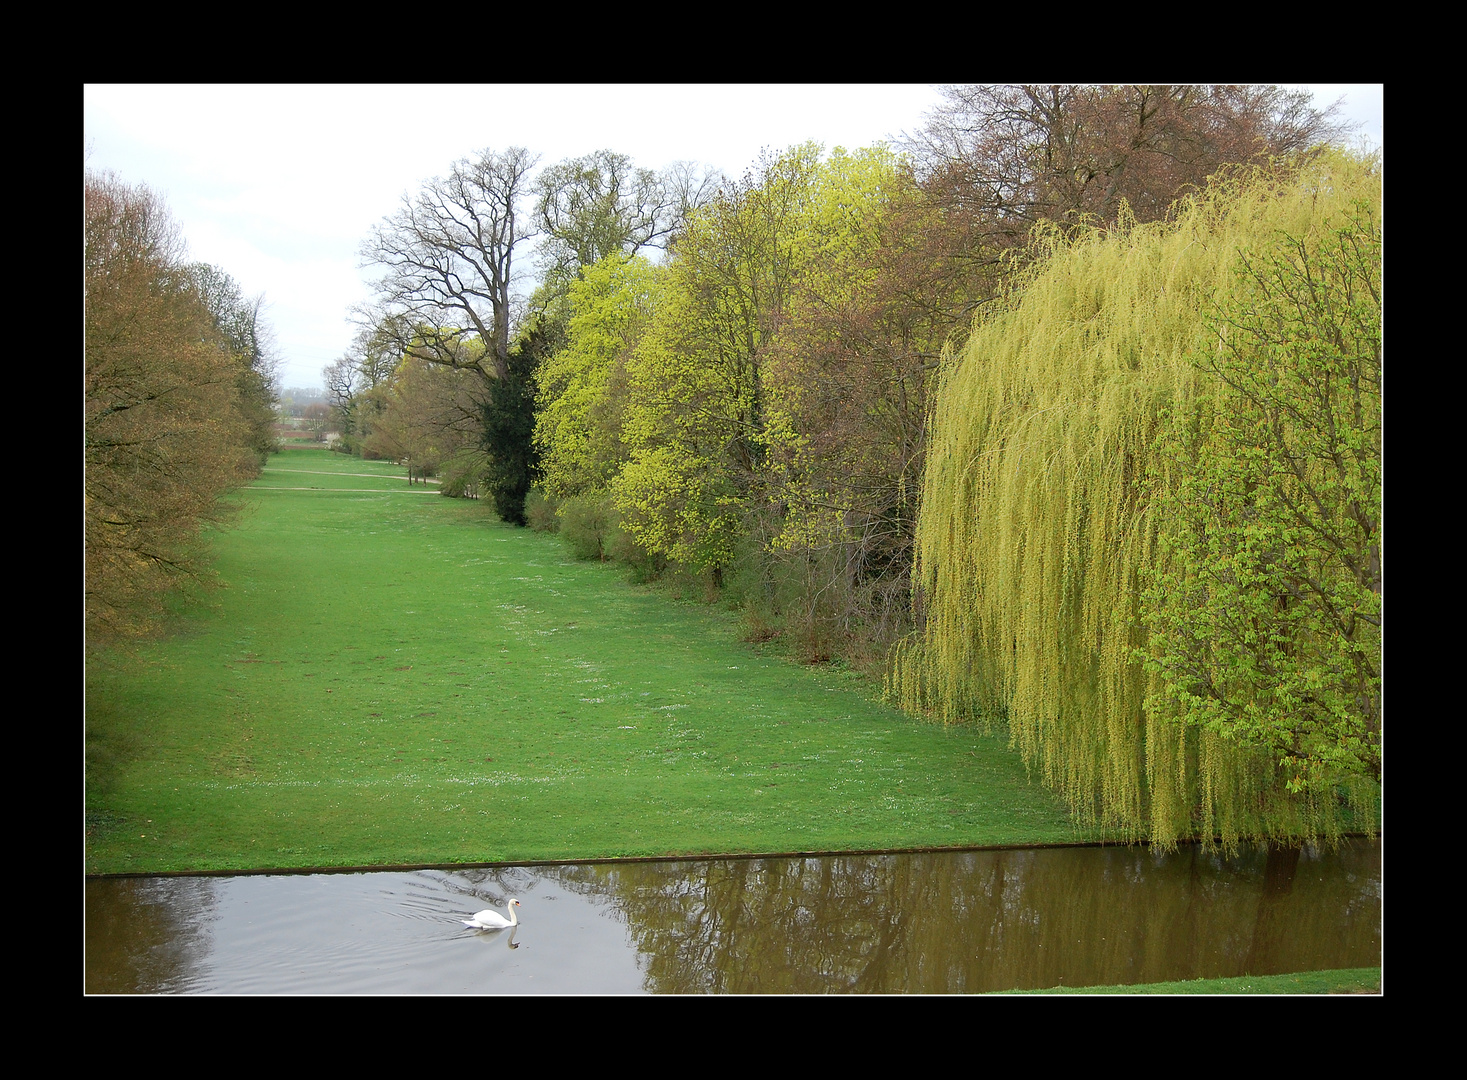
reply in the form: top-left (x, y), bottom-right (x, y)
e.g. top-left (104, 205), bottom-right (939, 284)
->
top-left (889, 151), bottom-right (1381, 851)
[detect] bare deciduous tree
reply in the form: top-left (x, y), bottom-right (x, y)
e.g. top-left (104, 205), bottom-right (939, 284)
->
top-left (533, 151), bottom-right (725, 285)
top-left (361, 146), bottom-right (540, 383)
top-left (535, 150), bottom-right (667, 277)
top-left (906, 85), bottom-right (1351, 243)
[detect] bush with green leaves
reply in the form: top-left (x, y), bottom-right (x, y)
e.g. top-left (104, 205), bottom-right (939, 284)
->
top-left (557, 492), bottom-right (619, 561)
top-left (1140, 197), bottom-right (1381, 808)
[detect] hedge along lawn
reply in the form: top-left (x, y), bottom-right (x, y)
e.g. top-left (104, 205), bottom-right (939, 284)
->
top-left (86, 446), bottom-right (1092, 875)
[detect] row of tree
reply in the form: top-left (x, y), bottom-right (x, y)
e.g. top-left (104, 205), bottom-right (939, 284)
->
top-left (327, 149), bottom-right (720, 514)
top-left (336, 86), bottom-right (1376, 846)
top-left (343, 84), bottom-right (1349, 629)
top-left (531, 142), bottom-right (971, 654)
top-left (85, 170), bottom-right (279, 646)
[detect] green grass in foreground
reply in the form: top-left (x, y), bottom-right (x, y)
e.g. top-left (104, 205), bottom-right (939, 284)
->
top-left (1006, 967), bottom-right (1381, 995)
top-left (87, 447), bottom-right (1095, 875)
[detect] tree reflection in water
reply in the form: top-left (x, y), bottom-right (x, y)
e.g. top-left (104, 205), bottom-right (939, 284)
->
top-left (86, 841), bottom-right (1379, 994)
top-left (85, 877), bottom-right (219, 994)
top-left (556, 841), bottom-right (1379, 993)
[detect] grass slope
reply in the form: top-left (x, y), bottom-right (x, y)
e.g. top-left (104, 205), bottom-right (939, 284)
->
top-left (87, 447), bottom-right (1090, 875)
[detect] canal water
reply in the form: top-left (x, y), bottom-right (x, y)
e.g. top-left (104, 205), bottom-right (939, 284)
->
top-left (86, 839), bottom-right (1380, 994)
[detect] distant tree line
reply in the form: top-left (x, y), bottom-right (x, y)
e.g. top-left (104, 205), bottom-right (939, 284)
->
top-left (277, 387), bottom-right (332, 416)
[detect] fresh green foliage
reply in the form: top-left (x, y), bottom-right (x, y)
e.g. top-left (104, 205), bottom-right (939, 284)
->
top-left (358, 351), bottom-right (481, 483)
top-left (609, 144), bottom-right (829, 578)
top-left (524, 486), bottom-right (561, 533)
top-left (1141, 200), bottom-right (1381, 821)
top-left (556, 491), bottom-right (619, 561)
top-left (355, 84), bottom-right (1353, 677)
top-left (533, 253), bottom-right (664, 500)
top-left (890, 153), bottom-right (1381, 851)
top-left (85, 448), bottom-right (1088, 875)
top-left (755, 146), bottom-right (975, 658)
top-left (530, 144), bottom-right (989, 667)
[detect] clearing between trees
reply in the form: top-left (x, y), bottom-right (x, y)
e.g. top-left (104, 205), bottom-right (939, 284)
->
top-left (85, 447), bottom-right (1089, 875)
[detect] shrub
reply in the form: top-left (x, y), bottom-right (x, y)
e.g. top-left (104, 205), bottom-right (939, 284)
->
top-left (438, 448), bottom-right (487, 500)
top-left (605, 514), bottom-right (666, 583)
top-left (525, 487), bottom-right (560, 533)
top-left (558, 493), bottom-right (618, 561)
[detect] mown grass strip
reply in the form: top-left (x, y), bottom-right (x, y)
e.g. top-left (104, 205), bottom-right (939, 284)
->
top-left (86, 447), bottom-right (1094, 875)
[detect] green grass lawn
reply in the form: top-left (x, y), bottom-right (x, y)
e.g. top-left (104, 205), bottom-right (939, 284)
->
top-left (86, 447), bottom-right (1093, 875)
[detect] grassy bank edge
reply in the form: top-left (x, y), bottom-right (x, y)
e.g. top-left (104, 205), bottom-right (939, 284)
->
top-left (82, 830), bottom-right (1381, 881)
top-left (996, 966), bottom-right (1381, 995)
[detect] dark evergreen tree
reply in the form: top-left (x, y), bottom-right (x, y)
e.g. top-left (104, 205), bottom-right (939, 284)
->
top-left (482, 320), bottom-right (552, 525)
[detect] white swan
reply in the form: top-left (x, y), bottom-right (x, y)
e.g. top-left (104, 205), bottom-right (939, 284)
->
top-left (463, 898), bottom-right (521, 930)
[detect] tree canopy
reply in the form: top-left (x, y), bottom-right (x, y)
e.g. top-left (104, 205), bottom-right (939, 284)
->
top-left (889, 151), bottom-right (1381, 851)
top-left (534, 251), bottom-right (665, 501)
top-left (185, 262), bottom-right (279, 465)
top-left (333, 93), bottom-right (1379, 850)
top-left (85, 171), bottom-right (271, 645)
top-left (533, 150), bottom-right (718, 286)
top-left (360, 146), bottom-right (539, 383)
top-left (1140, 196), bottom-right (1382, 806)
top-left (907, 85), bottom-right (1349, 242)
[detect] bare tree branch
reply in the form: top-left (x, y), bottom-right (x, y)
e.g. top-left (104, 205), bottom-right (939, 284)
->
top-left (361, 147), bottom-right (540, 383)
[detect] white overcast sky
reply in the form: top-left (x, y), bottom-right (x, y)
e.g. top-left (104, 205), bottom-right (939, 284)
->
top-left (83, 84), bottom-right (1383, 393)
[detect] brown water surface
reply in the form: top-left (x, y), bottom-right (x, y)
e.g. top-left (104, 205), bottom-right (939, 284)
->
top-left (85, 839), bottom-right (1380, 993)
